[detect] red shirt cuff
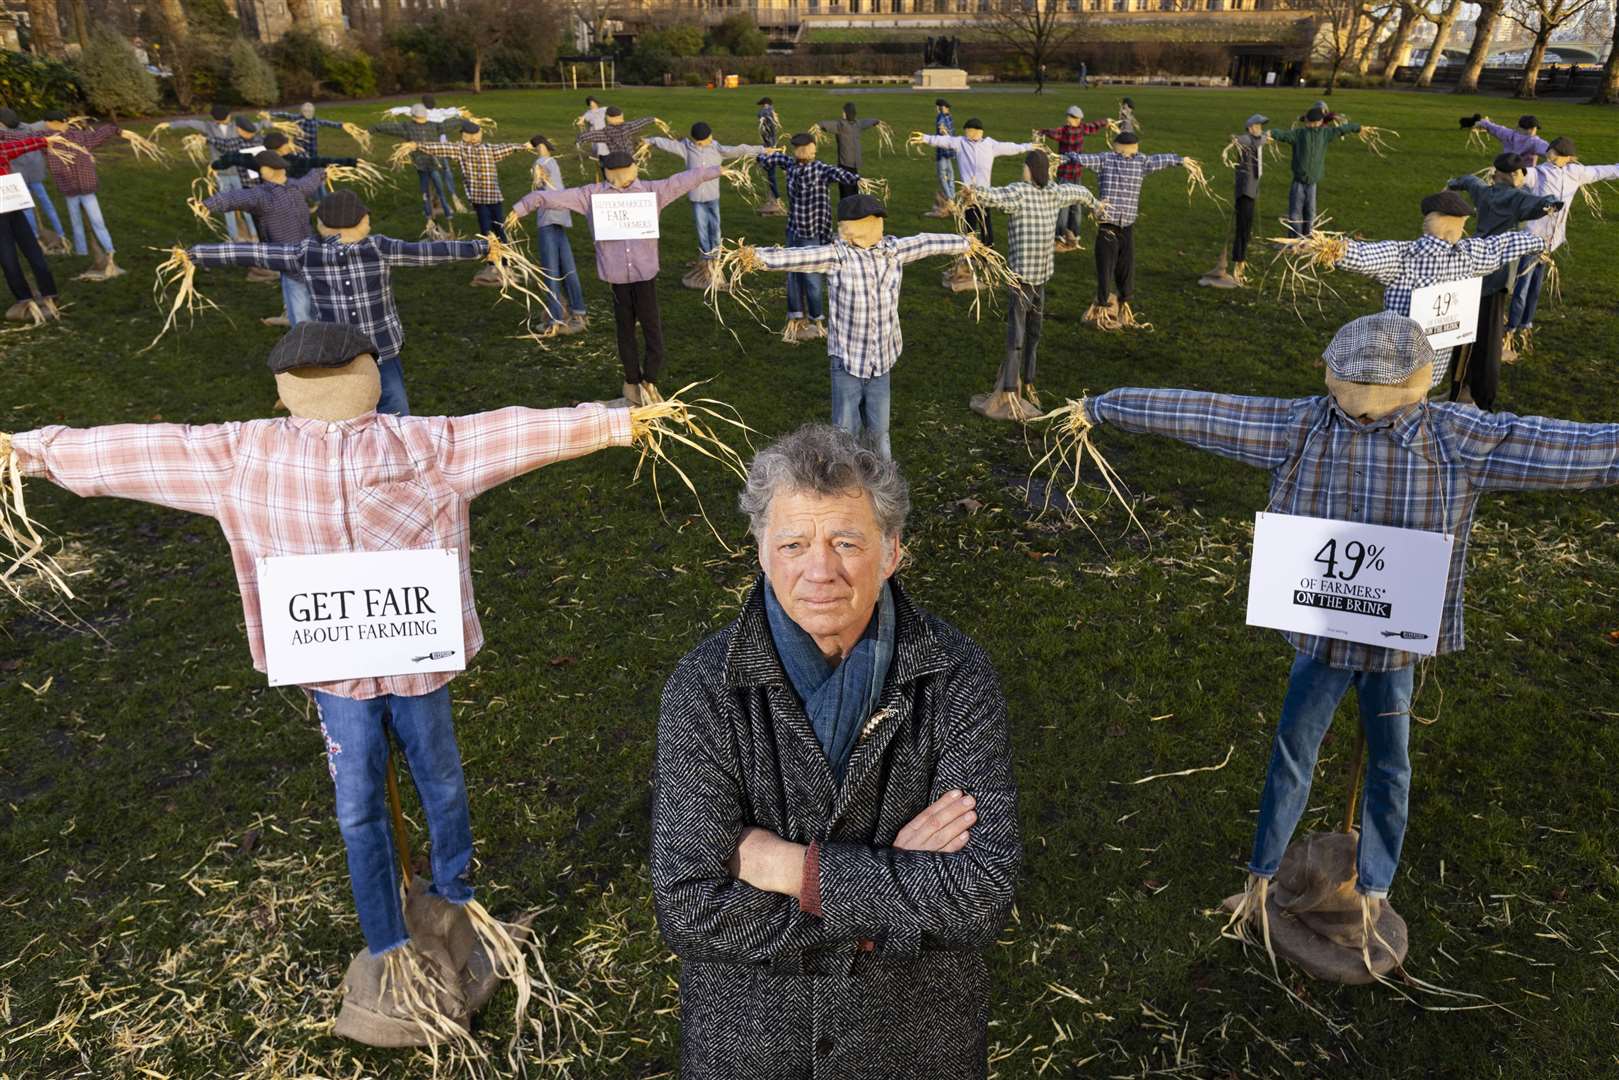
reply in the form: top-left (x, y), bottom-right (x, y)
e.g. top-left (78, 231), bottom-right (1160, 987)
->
top-left (798, 839), bottom-right (823, 917)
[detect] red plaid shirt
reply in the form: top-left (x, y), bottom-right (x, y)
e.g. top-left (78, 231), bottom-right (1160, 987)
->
top-left (0, 135), bottom-right (48, 176)
top-left (1037, 122), bottom-right (1108, 182)
top-left (14, 405), bottom-right (632, 699)
top-left (40, 123), bottom-right (120, 195)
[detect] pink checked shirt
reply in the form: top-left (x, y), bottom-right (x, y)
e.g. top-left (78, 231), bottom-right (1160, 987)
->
top-left (13, 405), bottom-right (632, 699)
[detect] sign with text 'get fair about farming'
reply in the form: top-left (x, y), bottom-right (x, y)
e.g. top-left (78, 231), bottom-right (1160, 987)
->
top-left (0, 173), bottom-right (35, 214)
top-left (257, 549), bottom-right (465, 686)
top-left (1408, 276), bottom-right (1482, 351)
top-left (1245, 513), bottom-right (1454, 656)
top-left (591, 192), bottom-right (660, 241)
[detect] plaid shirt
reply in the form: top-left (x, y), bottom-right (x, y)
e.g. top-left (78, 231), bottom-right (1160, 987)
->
top-left (0, 134), bottom-right (48, 177)
top-left (369, 119), bottom-right (459, 173)
top-left (1337, 232), bottom-right (1544, 383)
top-left (415, 140), bottom-right (526, 205)
top-left (15, 124), bottom-right (120, 196)
top-left (968, 182), bottom-right (1098, 285)
top-left (757, 154), bottom-right (858, 243)
top-left (933, 112), bottom-right (957, 160)
top-left (271, 112), bottom-right (344, 156)
top-left (13, 406), bottom-right (632, 699)
top-left (513, 168), bottom-right (720, 283)
top-left (755, 233), bottom-right (967, 377)
top-left (1069, 151), bottom-right (1181, 226)
top-left (188, 234), bottom-right (489, 363)
top-left (1037, 121), bottom-right (1107, 181)
top-left (575, 117), bottom-right (655, 158)
top-left (1525, 160), bottom-right (1619, 251)
top-left (203, 171), bottom-right (325, 244)
top-left (1089, 388), bottom-right (1619, 670)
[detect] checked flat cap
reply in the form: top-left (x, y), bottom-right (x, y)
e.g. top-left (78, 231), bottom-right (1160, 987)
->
top-left (1322, 313), bottom-right (1435, 385)
top-left (267, 323), bottom-right (378, 374)
top-left (317, 190), bottom-right (369, 228)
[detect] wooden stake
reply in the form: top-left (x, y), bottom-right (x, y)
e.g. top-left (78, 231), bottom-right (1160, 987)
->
top-left (386, 746), bottom-right (413, 886)
top-left (1342, 723), bottom-right (1366, 834)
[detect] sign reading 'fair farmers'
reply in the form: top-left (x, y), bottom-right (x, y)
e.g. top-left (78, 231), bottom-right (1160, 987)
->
top-left (257, 549), bottom-right (465, 686)
top-left (1244, 513), bottom-right (1454, 656)
top-left (0, 173), bottom-right (35, 214)
top-left (591, 192), bottom-right (660, 241)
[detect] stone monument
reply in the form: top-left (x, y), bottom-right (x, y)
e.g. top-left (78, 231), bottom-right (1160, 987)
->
top-left (914, 35), bottom-right (968, 91)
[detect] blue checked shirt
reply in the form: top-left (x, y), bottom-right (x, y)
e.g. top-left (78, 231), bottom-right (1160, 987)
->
top-left (757, 153), bottom-right (858, 243)
top-left (1336, 232), bottom-right (1545, 385)
top-left (1089, 388), bottom-right (1619, 670)
top-left (1067, 151), bottom-right (1182, 226)
top-left (933, 112), bottom-right (956, 160)
top-left (188, 234), bottom-right (488, 364)
top-left (203, 171), bottom-right (326, 245)
top-left (968, 182), bottom-right (1098, 285)
top-left (755, 233), bottom-right (968, 377)
top-left (270, 113), bottom-right (344, 156)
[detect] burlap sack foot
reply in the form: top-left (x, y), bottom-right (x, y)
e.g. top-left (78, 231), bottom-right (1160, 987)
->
top-left (971, 389), bottom-right (1041, 422)
top-left (333, 934), bottom-right (470, 1048)
top-left (942, 258), bottom-right (976, 294)
top-left (5, 298), bottom-right (41, 322)
top-left (245, 266), bottom-right (280, 284)
top-left (755, 197), bottom-right (785, 217)
top-left (780, 318), bottom-right (805, 345)
top-left (37, 227), bottom-right (71, 255)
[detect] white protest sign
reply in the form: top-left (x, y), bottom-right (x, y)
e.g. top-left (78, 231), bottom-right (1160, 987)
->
top-left (591, 191), bottom-right (659, 241)
top-left (0, 173), bottom-right (35, 214)
top-left (258, 549), bottom-right (465, 686)
top-left (1245, 513), bottom-right (1454, 656)
top-left (1408, 276), bottom-right (1482, 351)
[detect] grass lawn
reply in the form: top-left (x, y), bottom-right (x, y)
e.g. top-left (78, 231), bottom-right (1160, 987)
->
top-left (3, 84), bottom-right (1618, 1078)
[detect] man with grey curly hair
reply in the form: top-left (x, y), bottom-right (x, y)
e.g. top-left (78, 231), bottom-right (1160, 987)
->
top-left (652, 423), bottom-right (1022, 1079)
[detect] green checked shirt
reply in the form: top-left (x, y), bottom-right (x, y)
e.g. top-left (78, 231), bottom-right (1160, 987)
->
top-left (967, 181), bottom-right (1098, 285)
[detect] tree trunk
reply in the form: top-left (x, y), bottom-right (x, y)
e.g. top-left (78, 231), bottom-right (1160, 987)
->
top-left (473, 48), bottom-right (483, 94)
top-left (1355, 7), bottom-right (1395, 75)
top-left (24, 0), bottom-right (64, 56)
top-left (1456, 1), bottom-right (1499, 92)
top-left (68, 0), bottom-right (87, 47)
top-left (1516, 27), bottom-right (1552, 97)
top-left (1417, 0), bottom-right (1462, 87)
top-left (1342, 3), bottom-right (1364, 73)
top-left (1591, 11), bottom-right (1619, 102)
top-left (1380, 3), bottom-right (1419, 83)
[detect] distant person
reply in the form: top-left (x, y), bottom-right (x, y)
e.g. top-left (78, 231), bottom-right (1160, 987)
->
top-left (1078, 60), bottom-right (1088, 88)
top-left (1036, 63), bottom-right (1046, 94)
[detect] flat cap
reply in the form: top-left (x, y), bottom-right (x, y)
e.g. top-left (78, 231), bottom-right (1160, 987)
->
top-left (690, 121), bottom-right (712, 140)
top-left (260, 131), bottom-right (291, 150)
top-left (211, 104), bottom-right (231, 121)
top-left (1114, 131), bottom-right (1139, 145)
top-left (601, 150), bottom-right (635, 170)
top-left (317, 189), bottom-right (369, 228)
top-left (254, 151), bottom-right (290, 171)
top-left (233, 114), bottom-right (257, 131)
top-left (756, 96), bottom-right (773, 105)
top-left (936, 98), bottom-right (951, 107)
top-left (1493, 151), bottom-right (1525, 174)
top-left (1420, 190), bottom-right (1473, 217)
top-left (0, 107), bottom-right (18, 127)
top-left (837, 192), bottom-right (885, 220)
top-left (267, 323), bottom-right (378, 375)
top-left (605, 106), bottom-right (623, 118)
top-left (529, 133), bottom-right (554, 151)
top-left (1304, 106), bottom-right (1326, 122)
top-left (1518, 114), bottom-right (1539, 129)
top-left (42, 108), bottom-right (67, 122)
top-left (962, 117), bottom-right (984, 130)
top-left (1547, 135), bottom-right (1576, 157)
top-left (1246, 113), bottom-right (1269, 127)
top-left (1322, 313), bottom-right (1436, 385)
top-left (789, 132), bottom-right (815, 147)
top-left (460, 120), bottom-right (480, 134)
top-left (1066, 105), bottom-right (1083, 118)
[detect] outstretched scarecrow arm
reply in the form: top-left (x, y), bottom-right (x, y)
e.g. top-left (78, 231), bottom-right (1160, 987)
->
top-left (1141, 152), bottom-right (1183, 174)
top-left (1334, 239), bottom-right (1409, 284)
top-left (1326, 122), bottom-right (1362, 142)
top-left (432, 404), bottom-right (632, 500)
top-left (1067, 152), bottom-right (1109, 170)
top-left (1446, 173), bottom-right (1488, 200)
top-left (189, 240), bottom-right (306, 273)
top-left (1563, 161), bottom-right (1619, 186)
top-left (1086, 388), bottom-right (1304, 471)
top-left (962, 183), bottom-right (1020, 211)
top-left (512, 185), bottom-right (592, 218)
top-left (754, 242), bottom-right (842, 275)
top-left (1463, 231), bottom-right (1544, 275)
top-left (646, 165), bottom-right (725, 211)
top-left (644, 135), bottom-right (684, 158)
top-left (1447, 408), bottom-right (1619, 492)
top-left (201, 184), bottom-right (266, 215)
top-left (757, 150), bottom-right (793, 170)
top-left (9, 422), bottom-right (236, 517)
top-left (1054, 182), bottom-right (1100, 211)
top-left (373, 235), bottom-right (491, 267)
top-left (889, 231), bottom-right (970, 265)
top-left (0, 136), bottom-right (47, 165)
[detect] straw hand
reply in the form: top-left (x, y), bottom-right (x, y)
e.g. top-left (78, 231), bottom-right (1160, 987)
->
top-left (0, 432), bottom-right (11, 460)
top-left (907, 131), bottom-right (928, 148)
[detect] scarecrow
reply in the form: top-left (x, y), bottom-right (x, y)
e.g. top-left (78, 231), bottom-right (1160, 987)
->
top-left (185, 190), bottom-right (494, 416)
top-left (729, 194), bottom-right (969, 459)
top-left (511, 151), bottom-right (722, 405)
top-left (913, 118), bottom-right (1037, 288)
top-left (1061, 311), bottom-right (1619, 983)
top-left (1445, 155), bottom-right (1561, 408)
top-left (212, 129), bottom-right (358, 182)
top-left (572, 107), bottom-right (657, 166)
top-left (816, 102), bottom-right (884, 201)
top-left (267, 102), bottom-right (363, 158)
top-left (1507, 136), bottom-right (1619, 354)
top-left (1067, 131), bottom-right (1191, 330)
top-left (201, 151), bottom-right (328, 327)
top-left (925, 98), bottom-right (959, 219)
top-left (577, 96), bottom-right (610, 179)
top-left (3, 113), bottom-right (143, 281)
top-left (1290, 191), bottom-right (1545, 388)
top-left (755, 97), bottom-right (785, 215)
top-left (1200, 113), bottom-right (1269, 289)
top-left (0, 130), bottom-right (62, 323)
top-left (1270, 107), bottom-right (1362, 237)
top-left (645, 122), bottom-right (767, 290)
top-left (519, 135), bottom-right (589, 337)
top-left (369, 106), bottom-right (464, 235)
top-left (0, 320), bottom-right (752, 1053)
top-left (0, 107), bottom-right (67, 254)
top-left (158, 108), bottom-right (264, 241)
top-left (403, 120), bottom-right (533, 285)
top-left (1461, 113), bottom-right (1548, 168)
top-left (959, 151), bottom-right (1100, 422)
top-left (756, 134), bottom-right (858, 342)
top-left (1033, 104), bottom-right (1113, 249)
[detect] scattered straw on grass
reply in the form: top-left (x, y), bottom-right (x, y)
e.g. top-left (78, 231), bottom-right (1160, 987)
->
top-left (1027, 398), bottom-right (1148, 544)
top-left (874, 120), bottom-right (895, 156)
top-left (0, 437), bottom-right (79, 608)
top-left (1131, 745), bottom-right (1234, 785)
top-left (628, 382), bottom-right (755, 551)
top-left (323, 159), bottom-right (390, 197)
top-left (341, 121), bottom-right (373, 154)
top-left (142, 246), bottom-right (221, 353)
top-left (1357, 125), bottom-right (1401, 158)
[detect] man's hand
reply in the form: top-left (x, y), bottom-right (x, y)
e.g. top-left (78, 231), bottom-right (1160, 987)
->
top-left (727, 826), bottom-right (806, 898)
top-left (894, 790), bottom-right (977, 853)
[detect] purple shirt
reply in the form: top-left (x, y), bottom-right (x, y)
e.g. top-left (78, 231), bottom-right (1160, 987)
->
top-left (1479, 120), bottom-right (1549, 166)
top-left (511, 167), bottom-right (722, 284)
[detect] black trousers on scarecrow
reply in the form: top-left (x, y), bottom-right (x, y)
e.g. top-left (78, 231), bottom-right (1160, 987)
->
top-left (964, 205), bottom-right (994, 246)
top-left (611, 278), bottom-right (666, 385)
top-left (1094, 223), bottom-right (1135, 305)
top-left (0, 210), bottom-right (56, 303)
top-left (1451, 288), bottom-right (1509, 411)
top-left (1232, 195), bottom-right (1256, 264)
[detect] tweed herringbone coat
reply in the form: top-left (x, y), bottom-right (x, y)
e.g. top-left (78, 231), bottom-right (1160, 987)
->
top-left (652, 577), bottom-right (1021, 1080)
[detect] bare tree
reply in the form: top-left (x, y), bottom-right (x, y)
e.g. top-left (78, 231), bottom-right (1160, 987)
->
top-left (1309, 0), bottom-right (1365, 93)
top-left (1379, 0), bottom-right (1422, 82)
top-left (1591, 5), bottom-right (1619, 101)
top-left (565, 0), bottom-right (618, 52)
top-left (1503, 0), bottom-right (1601, 97)
top-left (446, 0), bottom-right (562, 92)
top-left (1416, 0), bottom-right (1464, 86)
top-left (977, 0), bottom-right (1084, 90)
top-left (1455, 0), bottom-right (1503, 90)
top-left (1354, 2), bottom-right (1400, 73)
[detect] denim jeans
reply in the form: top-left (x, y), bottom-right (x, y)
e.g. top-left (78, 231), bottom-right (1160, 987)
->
top-left (22, 180), bottom-right (63, 236)
top-left (1055, 203), bottom-right (1082, 239)
top-left (376, 357), bottom-right (411, 416)
top-left (1249, 652), bottom-right (1414, 897)
top-left (280, 273), bottom-right (314, 325)
top-left (538, 224), bottom-right (586, 324)
top-left (214, 170), bottom-right (257, 241)
top-left (785, 230), bottom-right (825, 320)
top-left (64, 193), bottom-right (114, 256)
top-left (830, 363), bottom-right (892, 459)
top-left (474, 201), bottom-right (506, 241)
top-left (417, 168), bottom-right (455, 219)
top-left (1286, 181), bottom-right (1317, 237)
top-left (935, 155), bottom-right (957, 202)
top-left (311, 686), bottom-right (474, 955)
top-left (1507, 253), bottom-right (1546, 330)
top-left (999, 283), bottom-right (1044, 390)
top-left (692, 199), bottom-right (722, 258)
top-left (763, 158), bottom-right (780, 198)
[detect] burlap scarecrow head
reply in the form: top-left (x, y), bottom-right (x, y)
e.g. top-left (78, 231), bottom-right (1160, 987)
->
top-left (605, 106), bottom-right (625, 126)
top-left (300, 102), bottom-right (316, 119)
top-left (602, 150), bottom-right (638, 188)
top-left (790, 132), bottom-right (816, 162)
top-left (42, 109), bottom-right (69, 132)
top-left (963, 118), bottom-right (985, 142)
top-left (1420, 190), bottom-right (1472, 242)
top-left (1114, 130), bottom-right (1140, 157)
top-left (255, 152), bottom-right (290, 185)
top-left (269, 323), bottom-right (382, 422)
top-left (460, 120), bottom-right (483, 144)
top-left (836, 194), bottom-right (885, 247)
top-left (1322, 313), bottom-right (1434, 422)
top-left (316, 190), bottom-right (371, 243)
top-left (1493, 152), bottom-right (1527, 186)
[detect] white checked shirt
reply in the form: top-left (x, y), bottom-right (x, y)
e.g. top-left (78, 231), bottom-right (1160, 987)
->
top-left (756, 233), bottom-right (968, 377)
top-left (1067, 151), bottom-right (1182, 226)
top-left (13, 407), bottom-right (632, 700)
top-left (967, 181), bottom-right (1098, 285)
top-left (1525, 160), bottom-right (1619, 251)
top-left (920, 134), bottom-right (1035, 187)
